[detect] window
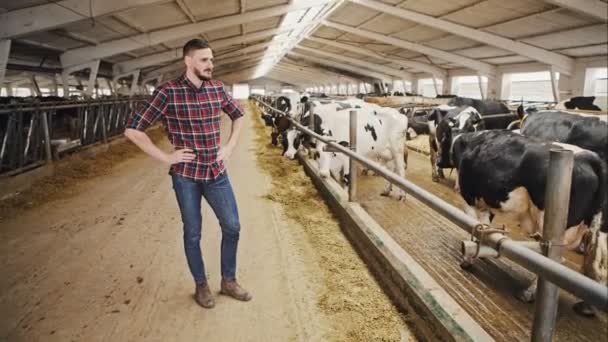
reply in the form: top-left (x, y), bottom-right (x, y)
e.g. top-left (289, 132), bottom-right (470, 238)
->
top-left (232, 83), bottom-right (249, 99)
top-left (452, 76), bottom-right (488, 99)
top-left (251, 88), bottom-right (265, 95)
top-left (14, 87), bottom-right (32, 97)
top-left (595, 78), bottom-right (607, 96)
top-left (585, 67), bottom-right (608, 96)
top-left (507, 71), bottom-right (558, 102)
top-left (418, 78), bottom-right (443, 97)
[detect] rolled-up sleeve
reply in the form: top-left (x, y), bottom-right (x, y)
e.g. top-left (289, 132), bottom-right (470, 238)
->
top-left (221, 87), bottom-right (244, 121)
top-left (126, 87), bottom-right (169, 131)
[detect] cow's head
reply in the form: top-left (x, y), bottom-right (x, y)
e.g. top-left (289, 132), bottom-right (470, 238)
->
top-left (275, 96), bottom-right (292, 115)
top-left (283, 129), bottom-right (302, 159)
top-left (435, 107), bottom-right (482, 168)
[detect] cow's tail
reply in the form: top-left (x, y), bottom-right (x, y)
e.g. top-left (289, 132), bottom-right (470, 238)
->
top-left (586, 153), bottom-right (608, 233)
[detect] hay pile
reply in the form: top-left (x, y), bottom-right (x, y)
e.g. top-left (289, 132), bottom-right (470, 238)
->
top-left (0, 127), bottom-right (167, 220)
top-left (406, 134), bottom-right (431, 155)
top-left (250, 102), bottom-right (412, 341)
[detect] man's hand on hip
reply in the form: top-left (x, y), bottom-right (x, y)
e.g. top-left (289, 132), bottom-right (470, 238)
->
top-left (217, 144), bottom-right (235, 162)
top-left (165, 149), bottom-right (196, 165)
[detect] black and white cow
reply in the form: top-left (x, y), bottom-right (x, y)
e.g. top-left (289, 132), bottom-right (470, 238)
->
top-left (427, 98), bottom-right (517, 182)
top-left (283, 99), bottom-right (409, 199)
top-left (555, 96), bottom-right (608, 112)
top-left (518, 107), bottom-right (608, 164)
top-left (427, 105), bottom-right (483, 182)
top-left (436, 128), bottom-right (607, 316)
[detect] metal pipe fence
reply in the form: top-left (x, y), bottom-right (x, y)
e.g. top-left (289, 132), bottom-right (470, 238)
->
top-left (0, 97), bottom-right (148, 176)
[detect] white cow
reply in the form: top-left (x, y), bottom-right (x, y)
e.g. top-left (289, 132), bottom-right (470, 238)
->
top-left (284, 100), bottom-right (409, 200)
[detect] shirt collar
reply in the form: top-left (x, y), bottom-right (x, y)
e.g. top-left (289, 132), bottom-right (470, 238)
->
top-left (180, 73), bottom-right (207, 91)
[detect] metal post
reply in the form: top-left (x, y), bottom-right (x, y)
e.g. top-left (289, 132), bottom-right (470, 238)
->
top-left (349, 110), bottom-right (358, 202)
top-left (477, 75), bottom-right (485, 100)
top-left (550, 68), bottom-right (560, 103)
top-left (432, 77), bottom-right (440, 96)
top-left (531, 149), bottom-right (574, 342)
top-left (100, 104), bottom-right (108, 144)
top-left (40, 110), bottom-right (53, 162)
top-left (308, 103), bottom-right (315, 132)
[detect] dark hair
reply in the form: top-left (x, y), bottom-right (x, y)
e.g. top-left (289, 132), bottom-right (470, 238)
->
top-left (183, 39), bottom-right (211, 57)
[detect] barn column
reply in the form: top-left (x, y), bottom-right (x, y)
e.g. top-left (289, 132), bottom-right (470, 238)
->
top-left (113, 70), bottom-right (140, 96)
top-left (30, 74), bottom-right (42, 96)
top-left (61, 60), bottom-right (100, 98)
top-left (414, 78), bottom-right (422, 95)
top-left (549, 66), bottom-right (560, 103)
top-left (487, 72), bottom-right (509, 100)
top-left (0, 39), bottom-right (10, 86)
top-left (443, 76), bottom-right (458, 94)
top-left (558, 62), bottom-right (586, 98)
top-left (51, 73), bottom-right (59, 96)
top-left (141, 75), bottom-right (163, 94)
top-left (477, 74), bottom-right (486, 100)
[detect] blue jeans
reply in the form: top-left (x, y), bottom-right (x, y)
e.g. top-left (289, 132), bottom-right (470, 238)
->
top-left (171, 172), bottom-right (241, 285)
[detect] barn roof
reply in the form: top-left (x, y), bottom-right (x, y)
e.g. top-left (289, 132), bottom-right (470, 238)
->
top-left (0, 0), bottom-right (606, 89)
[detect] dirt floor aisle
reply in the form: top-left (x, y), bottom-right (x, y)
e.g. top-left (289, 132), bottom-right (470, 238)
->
top-left (0, 101), bottom-right (415, 342)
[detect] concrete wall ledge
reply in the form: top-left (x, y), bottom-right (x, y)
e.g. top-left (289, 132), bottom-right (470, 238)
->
top-left (297, 151), bottom-right (493, 342)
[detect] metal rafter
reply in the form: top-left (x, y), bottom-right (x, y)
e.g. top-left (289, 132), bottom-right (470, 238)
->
top-left (350, 0), bottom-right (575, 75)
top-left (60, 0), bottom-right (336, 67)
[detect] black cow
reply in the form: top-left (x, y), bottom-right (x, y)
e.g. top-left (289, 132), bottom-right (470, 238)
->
top-left (436, 129), bottom-right (607, 316)
top-left (447, 97), bottom-right (514, 129)
top-left (518, 107), bottom-right (608, 164)
top-left (557, 96), bottom-right (607, 112)
top-left (427, 105), bottom-right (483, 182)
top-left (427, 98), bottom-right (518, 182)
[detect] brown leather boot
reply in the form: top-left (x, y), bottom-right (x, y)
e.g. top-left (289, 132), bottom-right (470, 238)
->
top-left (220, 279), bottom-right (252, 302)
top-left (194, 283), bottom-right (215, 308)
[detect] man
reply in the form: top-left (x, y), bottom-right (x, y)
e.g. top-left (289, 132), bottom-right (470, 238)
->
top-left (124, 39), bottom-right (250, 309)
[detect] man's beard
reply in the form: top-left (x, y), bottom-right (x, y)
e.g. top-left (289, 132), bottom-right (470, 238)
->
top-left (195, 69), bottom-right (212, 81)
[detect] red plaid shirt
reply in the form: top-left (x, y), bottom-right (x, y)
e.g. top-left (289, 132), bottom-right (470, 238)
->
top-left (126, 74), bottom-right (244, 181)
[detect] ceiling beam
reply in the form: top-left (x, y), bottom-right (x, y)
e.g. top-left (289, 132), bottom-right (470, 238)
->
top-left (543, 0), bottom-right (607, 21)
top-left (281, 57), bottom-right (376, 84)
top-left (0, 0), bottom-right (167, 39)
top-left (273, 65), bottom-right (344, 84)
top-left (323, 20), bottom-right (497, 77)
top-left (176, 0), bottom-right (197, 22)
top-left (113, 29), bottom-right (277, 74)
top-left (112, 19), bottom-right (318, 74)
top-left (350, 0), bottom-right (575, 75)
top-left (217, 42), bottom-right (272, 59)
top-left (296, 46), bottom-right (413, 79)
top-left (265, 75), bottom-right (306, 87)
top-left (267, 69), bottom-right (315, 86)
top-left (276, 62), bottom-right (364, 84)
top-left (0, 40), bottom-right (11, 84)
top-left (288, 51), bottom-right (390, 81)
top-left (60, 0), bottom-right (336, 67)
top-left (306, 36), bottom-right (446, 77)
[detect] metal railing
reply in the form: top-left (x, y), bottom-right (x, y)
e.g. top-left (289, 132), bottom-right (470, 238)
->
top-left (0, 97), bottom-right (148, 176)
top-left (251, 96), bottom-right (608, 340)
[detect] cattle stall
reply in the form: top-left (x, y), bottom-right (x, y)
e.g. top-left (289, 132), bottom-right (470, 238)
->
top-left (0, 97), bottom-right (147, 176)
top-left (252, 96), bottom-right (608, 341)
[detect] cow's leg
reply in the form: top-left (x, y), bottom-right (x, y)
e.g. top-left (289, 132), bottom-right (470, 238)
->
top-left (438, 168), bottom-right (445, 180)
top-left (575, 213), bottom-right (607, 317)
top-left (429, 136), bottom-right (440, 182)
top-left (478, 210), bottom-right (492, 225)
top-left (517, 202), bottom-right (543, 303)
top-left (517, 277), bottom-right (538, 303)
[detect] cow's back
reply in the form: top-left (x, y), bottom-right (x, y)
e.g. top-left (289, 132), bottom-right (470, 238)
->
top-left (522, 111), bottom-right (608, 162)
